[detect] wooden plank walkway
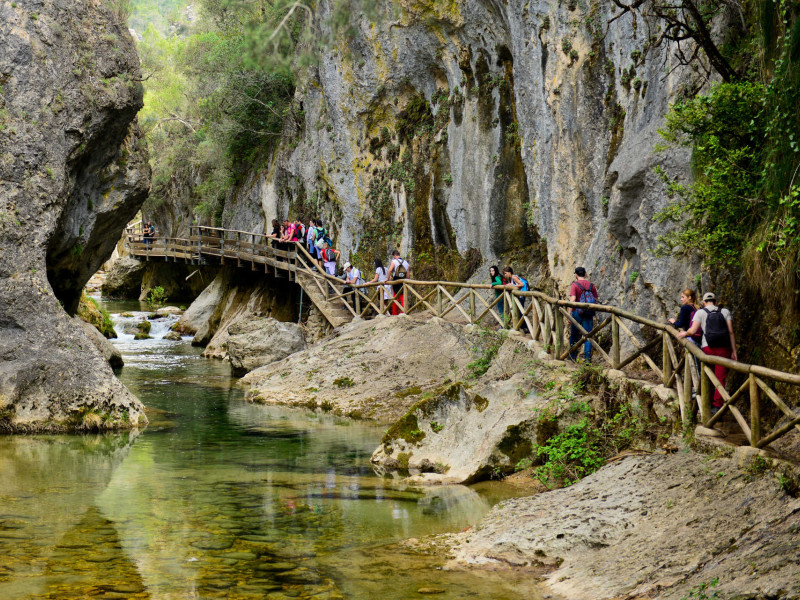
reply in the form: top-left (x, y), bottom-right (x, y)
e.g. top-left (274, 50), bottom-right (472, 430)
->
top-left (126, 225), bottom-right (800, 453)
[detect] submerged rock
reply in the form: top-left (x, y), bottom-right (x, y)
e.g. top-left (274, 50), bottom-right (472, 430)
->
top-left (227, 317), bottom-right (307, 377)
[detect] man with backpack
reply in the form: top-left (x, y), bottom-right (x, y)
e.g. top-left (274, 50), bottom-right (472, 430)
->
top-left (677, 292), bottom-right (738, 416)
top-left (568, 267), bottom-right (598, 363)
top-left (387, 250), bottom-right (411, 315)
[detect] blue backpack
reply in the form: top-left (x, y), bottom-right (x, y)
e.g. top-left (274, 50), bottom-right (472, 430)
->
top-left (575, 281), bottom-right (596, 317)
top-left (518, 277), bottom-right (529, 292)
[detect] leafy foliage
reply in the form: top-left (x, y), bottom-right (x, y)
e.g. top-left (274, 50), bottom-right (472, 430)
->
top-left (654, 2), bottom-right (800, 307)
top-left (146, 285), bottom-right (168, 307)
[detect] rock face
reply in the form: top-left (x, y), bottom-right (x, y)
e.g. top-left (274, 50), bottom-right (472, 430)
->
top-left (227, 317), bottom-right (307, 376)
top-left (102, 256), bottom-right (145, 298)
top-left (242, 316), bottom-right (480, 423)
top-left (0, 1), bottom-right (149, 431)
top-left (149, 1), bottom-right (701, 328)
top-left (446, 452), bottom-right (800, 600)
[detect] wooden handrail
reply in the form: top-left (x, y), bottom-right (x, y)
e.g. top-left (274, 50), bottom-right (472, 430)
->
top-left (125, 225), bottom-right (800, 450)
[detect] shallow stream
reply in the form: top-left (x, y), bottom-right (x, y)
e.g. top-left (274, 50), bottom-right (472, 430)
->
top-left (0, 299), bottom-right (542, 599)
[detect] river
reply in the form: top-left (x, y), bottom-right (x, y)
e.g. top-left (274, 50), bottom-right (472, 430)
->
top-left (0, 300), bottom-right (542, 600)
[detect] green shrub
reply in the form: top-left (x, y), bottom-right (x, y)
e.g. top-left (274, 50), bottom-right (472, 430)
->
top-left (146, 286), bottom-right (167, 308)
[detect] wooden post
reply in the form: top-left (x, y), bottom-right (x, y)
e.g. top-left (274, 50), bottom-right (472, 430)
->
top-left (511, 293), bottom-right (520, 331)
top-left (554, 308), bottom-right (564, 356)
top-left (700, 362), bottom-right (712, 425)
top-left (662, 333), bottom-right (673, 386)
top-left (611, 316), bottom-right (620, 369)
top-left (402, 282), bottom-right (407, 314)
top-left (355, 287), bottom-right (361, 314)
top-left (683, 356), bottom-right (693, 423)
top-left (531, 299), bottom-right (541, 341)
top-left (437, 285), bottom-right (443, 316)
top-left (469, 289), bottom-right (475, 324)
top-left (380, 290), bottom-right (385, 314)
top-left (503, 291), bottom-right (510, 329)
top-left (542, 303), bottom-right (552, 352)
top-left (749, 374), bottom-right (760, 447)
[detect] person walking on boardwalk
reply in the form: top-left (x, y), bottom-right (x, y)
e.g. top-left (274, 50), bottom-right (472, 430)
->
top-left (387, 250), bottom-right (411, 315)
top-left (370, 258), bottom-right (392, 313)
top-left (489, 265), bottom-right (504, 317)
top-left (143, 221), bottom-right (155, 245)
top-left (343, 262), bottom-right (364, 308)
top-left (320, 241), bottom-right (340, 276)
top-left (568, 267), bottom-right (598, 363)
top-left (677, 292), bottom-right (738, 416)
top-left (669, 288), bottom-right (703, 384)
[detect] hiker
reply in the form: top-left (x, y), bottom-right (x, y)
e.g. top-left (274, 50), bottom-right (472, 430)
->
top-left (314, 219), bottom-right (329, 269)
top-left (677, 292), bottom-right (738, 416)
top-left (306, 219), bottom-right (317, 256)
top-left (267, 219), bottom-right (280, 240)
top-left (343, 262), bottom-right (364, 308)
top-left (320, 241), bottom-right (340, 276)
top-left (370, 258), bottom-right (392, 312)
top-left (387, 250), bottom-right (411, 315)
top-left (568, 267), bottom-right (598, 362)
top-left (669, 288), bottom-right (703, 382)
top-left (294, 219), bottom-right (305, 243)
top-left (489, 265), bottom-right (504, 316)
top-left (503, 267), bottom-right (530, 331)
top-left (143, 221), bottom-right (155, 245)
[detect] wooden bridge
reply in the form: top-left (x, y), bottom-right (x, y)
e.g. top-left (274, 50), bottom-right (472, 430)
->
top-left (126, 225), bottom-right (800, 455)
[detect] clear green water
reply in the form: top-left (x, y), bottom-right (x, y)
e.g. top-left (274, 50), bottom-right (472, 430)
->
top-left (0, 300), bottom-right (542, 600)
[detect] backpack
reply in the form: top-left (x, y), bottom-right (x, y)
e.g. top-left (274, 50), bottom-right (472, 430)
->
top-left (394, 258), bottom-right (408, 279)
top-left (575, 281), bottom-right (596, 318)
top-left (518, 276), bottom-right (529, 292)
top-left (702, 307), bottom-right (730, 347)
top-left (323, 247), bottom-right (337, 262)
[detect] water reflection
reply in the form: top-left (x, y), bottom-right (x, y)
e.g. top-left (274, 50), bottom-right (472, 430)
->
top-left (0, 300), bottom-right (542, 600)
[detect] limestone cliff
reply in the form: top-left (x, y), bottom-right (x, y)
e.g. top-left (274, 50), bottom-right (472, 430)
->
top-left (153, 1), bottom-right (701, 325)
top-left (0, 0), bottom-right (149, 431)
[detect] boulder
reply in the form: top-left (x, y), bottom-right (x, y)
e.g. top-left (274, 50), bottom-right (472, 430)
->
top-left (372, 376), bottom-right (546, 484)
top-left (73, 317), bottom-right (123, 369)
top-left (102, 257), bottom-right (145, 299)
top-left (227, 317), bottom-right (307, 376)
top-left (163, 331), bottom-right (183, 341)
top-left (77, 294), bottom-right (117, 338)
top-left (178, 272), bottom-right (228, 337)
top-left (156, 306), bottom-right (183, 316)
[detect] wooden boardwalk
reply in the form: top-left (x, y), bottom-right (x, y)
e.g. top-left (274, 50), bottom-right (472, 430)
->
top-left (127, 225), bottom-right (800, 454)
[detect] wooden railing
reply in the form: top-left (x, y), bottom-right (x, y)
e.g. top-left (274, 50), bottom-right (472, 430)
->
top-left (126, 226), bottom-right (800, 453)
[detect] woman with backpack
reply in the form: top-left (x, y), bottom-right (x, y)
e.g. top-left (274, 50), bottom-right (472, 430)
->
top-left (320, 241), bottom-right (340, 276)
top-left (503, 267), bottom-right (530, 332)
top-left (369, 258), bottom-right (392, 313)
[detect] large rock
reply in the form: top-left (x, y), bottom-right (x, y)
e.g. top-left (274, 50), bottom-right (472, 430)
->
top-left (227, 316), bottom-right (307, 376)
top-left (195, 271), bottom-right (301, 355)
top-left (371, 377), bottom-right (544, 484)
top-left (73, 317), bottom-right (123, 369)
top-left (243, 316), bottom-right (483, 423)
top-left (102, 256), bottom-right (145, 299)
top-left (446, 452), bottom-right (800, 600)
top-left (0, 0), bottom-right (149, 431)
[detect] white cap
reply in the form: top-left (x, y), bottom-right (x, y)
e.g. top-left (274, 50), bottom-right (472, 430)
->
top-left (343, 262), bottom-right (352, 270)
